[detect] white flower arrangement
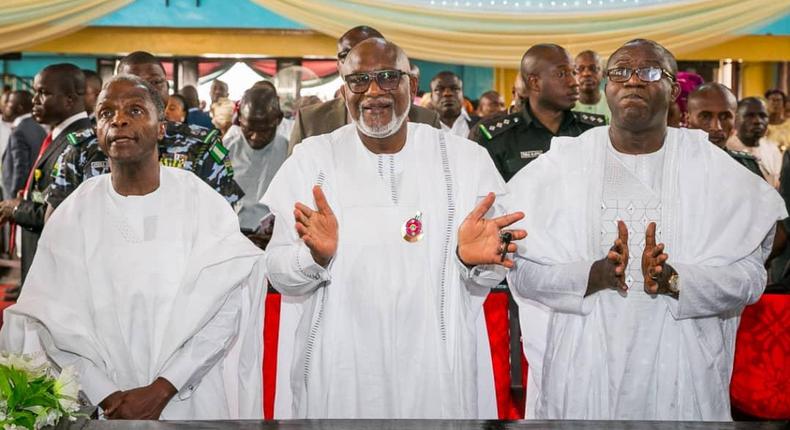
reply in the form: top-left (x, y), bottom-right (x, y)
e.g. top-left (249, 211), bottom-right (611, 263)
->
top-left (0, 352), bottom-right (80, 429)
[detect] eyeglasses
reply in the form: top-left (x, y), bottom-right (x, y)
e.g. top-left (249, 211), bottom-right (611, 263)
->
top-left (606, 67), bottom-right (675, 83)
top-left (343, 70), bottom-right (408, 94)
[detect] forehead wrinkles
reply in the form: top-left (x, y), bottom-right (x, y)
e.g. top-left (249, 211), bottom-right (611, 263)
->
top-left (99, 84), bottom-right (151, 106)
top-left (609, 48), bottom-right (664, 68)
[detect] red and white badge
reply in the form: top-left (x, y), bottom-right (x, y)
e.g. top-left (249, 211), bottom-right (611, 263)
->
top-left (402, 211), bottom-right (423, 243)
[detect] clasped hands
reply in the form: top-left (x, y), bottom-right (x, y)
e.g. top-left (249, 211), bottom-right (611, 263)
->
top-left (99, 377), bottom-right (177, 420)
top-left (293, 187), bottom-right (526, 269)
top-left (587, 220), bottom-right (674, 296)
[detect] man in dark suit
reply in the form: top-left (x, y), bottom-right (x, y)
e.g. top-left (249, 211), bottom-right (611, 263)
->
top-left (430, 71), bottom-right (479, 138)
top-left (1, 90), bottom-right (47, 200)
top-left (0, 64), bottom-right (92, 299)
top-left (180, 85), bottom-right (213, 129)
top-left (288, 25), bottom-right (440, 155)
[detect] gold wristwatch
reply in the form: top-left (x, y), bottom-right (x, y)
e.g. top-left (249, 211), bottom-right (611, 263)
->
top-left (666, 273), bottom-right (679, 297)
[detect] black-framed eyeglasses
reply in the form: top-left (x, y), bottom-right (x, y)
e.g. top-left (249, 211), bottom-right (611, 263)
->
top-left (606, 67), bottom-right (675, 83)
top-left (343, 70), bottom-right (408, 94)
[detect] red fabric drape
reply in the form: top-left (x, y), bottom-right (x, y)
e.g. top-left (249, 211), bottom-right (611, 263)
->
top-left (262, 291), bottom-right (281, 419)
top-left (483, 291), bottom-right (524, 419)
top-left (730, 293), bottom-right (790, 419)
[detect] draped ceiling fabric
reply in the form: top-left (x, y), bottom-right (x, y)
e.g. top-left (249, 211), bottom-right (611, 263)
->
top-left (253, 0), bottom-right (790, 67)
top-left (0, 0), bottom-right (132, 54)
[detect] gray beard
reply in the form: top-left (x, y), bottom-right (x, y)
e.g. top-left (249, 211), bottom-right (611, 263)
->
top-left (353, 104), bottom-right (410, 139)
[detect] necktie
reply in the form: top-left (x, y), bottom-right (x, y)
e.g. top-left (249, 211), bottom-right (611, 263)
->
top-left (23, 132), bottom-right (53, 197)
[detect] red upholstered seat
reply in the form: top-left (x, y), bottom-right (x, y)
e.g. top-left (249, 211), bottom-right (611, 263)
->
top-left (730, 293), bottom-right (790, 419)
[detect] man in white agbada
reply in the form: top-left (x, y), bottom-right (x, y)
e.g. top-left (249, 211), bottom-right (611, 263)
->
top-left (262, 38), bottom-right (526, 419)
top-left (0, 75), bottom-right (266, 420)
top-left (223, 86), bottom-right (287, 246)
top-left (504, 39), bottom-right (786, 420)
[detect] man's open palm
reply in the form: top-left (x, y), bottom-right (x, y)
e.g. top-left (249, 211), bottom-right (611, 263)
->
top-left (458, 192), bottom-right (526, 269)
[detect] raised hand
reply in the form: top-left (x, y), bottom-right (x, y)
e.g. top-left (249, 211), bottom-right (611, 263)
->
top-left (642, 222), bottom-right (669, 294)
top-left (586, 220), bottom-right (629, 296)
top-left (457, 192), bottom-right (526, 269)
top-left (294, 185), bottom-right (338, 267)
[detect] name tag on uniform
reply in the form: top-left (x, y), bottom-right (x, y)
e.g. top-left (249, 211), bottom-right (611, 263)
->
top-left (90, 161), bottom-right (110, 172)
top-left (520, 150), bottom-right (543, 159)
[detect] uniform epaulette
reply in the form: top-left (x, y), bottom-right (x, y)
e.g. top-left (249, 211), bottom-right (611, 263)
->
top-left (476, 112), bottom-right (521, 140)
top-left (727, 149), bottom-right (758, 161)
top-left (573, 111), bottom-right (607, 126)
top-left (65, 128), bottom-right (97, 146)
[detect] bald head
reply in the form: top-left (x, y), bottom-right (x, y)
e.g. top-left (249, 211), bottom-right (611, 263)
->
top-left (687, 83), bottom-right (737, 148)
top-left (520, 44), bottom-right (578, 112)
top-left (239, 86), bottom-right (282, 149)
top-left (342, 38), bottom-right (410, 76)
top-left (337, 25), bottom-right (384, 64)
top-left (607, 39), bottom-right (678, 75)
top-left (521, 44), bottom-right (571, 77)
top-left (689, 83), bottom-right (736, 110)
top-left (117, 51), bottom-right (169, 104)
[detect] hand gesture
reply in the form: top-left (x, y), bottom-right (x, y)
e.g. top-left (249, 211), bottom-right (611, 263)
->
top-left (457, 192), bottom-right (526, 269)
top-left (0, 198), bottom-right (19, 225)
top-left (586, 220), bottom-right (629, 296)
top-left (294, 186), bottom-right (338, 267)
top-left (641, 222), bottom-right (669, 294)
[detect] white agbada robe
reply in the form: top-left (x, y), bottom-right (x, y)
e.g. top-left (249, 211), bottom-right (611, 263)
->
top-left (262, 122), bottom-right (505, 418)
top-left (0, 167), bottom-right (267, 420)
top-left (223, 131), bottom-right (288, 230)
top-left (506, 126), bottom-right (786, 420)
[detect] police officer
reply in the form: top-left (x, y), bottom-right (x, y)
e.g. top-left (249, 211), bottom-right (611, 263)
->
top-left (471, 44), bottom-right (605, 181)
top-left (0, 64), bottom-right (93, 298)
top-left (46, 52), bottom-right (243, 210)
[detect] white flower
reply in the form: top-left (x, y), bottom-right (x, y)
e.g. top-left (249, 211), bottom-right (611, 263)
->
top-left (54, 367), bottom-right (80, 413)
top-left (33, 409), bottom-right (61, 429)
top-left (0, 353), bottom-right (50, 378)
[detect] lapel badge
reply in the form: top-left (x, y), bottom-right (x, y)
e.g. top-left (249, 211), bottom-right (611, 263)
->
top-left (402, 211), bottom-right (424, 243)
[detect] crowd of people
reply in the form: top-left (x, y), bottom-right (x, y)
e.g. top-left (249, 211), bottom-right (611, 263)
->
top-left (0, 23), bottom-right (787, 422)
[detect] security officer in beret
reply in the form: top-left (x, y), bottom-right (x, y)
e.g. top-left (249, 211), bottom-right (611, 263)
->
top-left (471, 44), bottom-right (606, 181)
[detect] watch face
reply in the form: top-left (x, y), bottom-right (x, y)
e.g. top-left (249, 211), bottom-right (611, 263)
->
top-left (668, 274), bottom-right (680, 293)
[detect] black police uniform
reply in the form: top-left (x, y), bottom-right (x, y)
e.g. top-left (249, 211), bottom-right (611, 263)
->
top-left (471, 103), bottom-right (606, 181)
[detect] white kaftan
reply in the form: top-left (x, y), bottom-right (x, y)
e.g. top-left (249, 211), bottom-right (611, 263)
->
top-left (223, 131), bottom-right (288, 230)
top-left (0, 167), bottom-right (267, 420)
top-left (262, 122), bottom-right (505, 418)
top-left (506, 126), bottom-right (786, 420)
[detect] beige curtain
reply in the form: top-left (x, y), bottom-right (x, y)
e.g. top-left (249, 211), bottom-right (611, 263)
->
top-left (0, 0), bottom-right (132, 53)
top-left (253, 0), bottom-right (790, 67)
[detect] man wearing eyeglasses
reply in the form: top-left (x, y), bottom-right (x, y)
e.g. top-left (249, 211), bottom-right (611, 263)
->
top-left (504, 39), bottom-right (785, 420)
top-left (263, 38), bottom-right (526, 418)
top-left (573, 50), bottom-right (610, 123)
top-left (288, 26), bottom-right (440, 155)
top-left (471, 44), bottom-right (605, 182)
